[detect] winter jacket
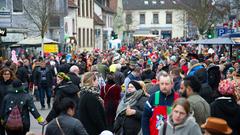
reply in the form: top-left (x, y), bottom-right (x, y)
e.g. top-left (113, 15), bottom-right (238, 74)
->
top-left (47, 81), bottom-right (80, 122)
top-left (77, 87), bottom-right (107, 135)
top-left (45, 114), bottom-right (88, 135)
top-left (141, 69), bottom-right (155, 81)
top-left (211, 97), bottom-right (240, 135)
top-left (33, 67), bottom-right (54, 87)
top-left (100, 83), bottom-right (121, 131)
top-left (159, 115), bottom-right (202, 135)
top-left (114, 94), bottom-right (148, 135)
top-left (187, 94), bottom-right (210, 126)
top-left (0, 79), bottom-right (12, 111)
top-left (0, 89), bottom-right (41, 130)
top-left (142, 90), bottom-right (179, 135)
top-left (68, 72), bottom-right (81, 88)
top-left (187, 63), bottom-right (204, 77)
top-left (16, 66), bottom-right (30, 83)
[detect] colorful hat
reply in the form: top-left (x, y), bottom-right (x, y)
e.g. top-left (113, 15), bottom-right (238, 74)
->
top-left (218, 79), bottom-right (235, 96)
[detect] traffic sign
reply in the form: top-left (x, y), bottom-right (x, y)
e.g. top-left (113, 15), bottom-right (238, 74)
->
top-left (217, 27), bottom-right (227, 37)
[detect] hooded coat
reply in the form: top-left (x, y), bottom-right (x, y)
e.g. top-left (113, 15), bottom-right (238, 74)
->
top-left (211, 97), bottom-right (240, 135)
top-left (46, 81), bottom-right (80, 122)
top-left (159, 115), bottom-right (202, 135)
top-left (0, 87), bottom-right (41, 134)
top-left (77, 86), bottom-right (107, 135)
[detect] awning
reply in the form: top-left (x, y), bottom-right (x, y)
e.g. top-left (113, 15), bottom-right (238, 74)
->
top-left (133, 29), bottom-right (157, 37)
top-left (17, 36), bottom-right (58, 45)
top-left (179, 37), bottom-right (235, 45)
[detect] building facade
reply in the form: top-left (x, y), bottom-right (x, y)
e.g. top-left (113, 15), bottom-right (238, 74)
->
top-left (122, 0), bottom-right (187, 40)
top-left (77, 0), bottom-right (94, 51)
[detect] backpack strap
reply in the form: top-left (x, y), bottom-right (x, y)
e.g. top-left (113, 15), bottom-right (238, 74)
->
top-left (154, 91), bottom-right (160, 106)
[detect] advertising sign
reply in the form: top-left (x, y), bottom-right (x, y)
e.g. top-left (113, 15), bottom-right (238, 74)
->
top-left (43, 44), bottom-right (59, 53)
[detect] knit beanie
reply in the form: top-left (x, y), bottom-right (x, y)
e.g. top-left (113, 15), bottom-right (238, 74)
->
top-left (129, 81), bottom-right (142, 90)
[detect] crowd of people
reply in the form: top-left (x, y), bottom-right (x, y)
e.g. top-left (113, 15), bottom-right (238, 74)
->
top-left (0, 39), bottom-right (240, 135)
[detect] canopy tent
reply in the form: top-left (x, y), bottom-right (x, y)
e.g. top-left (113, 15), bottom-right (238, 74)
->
top-left (179, 37), bottom-right (235, 45)
top-left (17, 36), bottom-right (58, 45)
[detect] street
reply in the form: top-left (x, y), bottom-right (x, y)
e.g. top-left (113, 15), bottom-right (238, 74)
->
top-left (29, 100), bottom-right (50, 135)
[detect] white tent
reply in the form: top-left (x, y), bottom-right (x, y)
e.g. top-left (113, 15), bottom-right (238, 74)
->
top-left (17, 36), bottom-right (58, 45)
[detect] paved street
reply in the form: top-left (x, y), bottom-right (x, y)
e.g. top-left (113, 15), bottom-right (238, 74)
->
top-left (29, 100), bottom-right (50, 135)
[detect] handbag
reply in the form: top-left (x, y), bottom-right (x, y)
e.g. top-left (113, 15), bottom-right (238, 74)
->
top-left (56, 117), bottom-right (65, 135)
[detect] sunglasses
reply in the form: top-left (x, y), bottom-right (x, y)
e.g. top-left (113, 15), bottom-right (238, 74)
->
top-left (3, 73), bottom-right (11, 75)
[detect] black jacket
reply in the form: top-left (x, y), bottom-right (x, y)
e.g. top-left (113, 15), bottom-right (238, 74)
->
top-left (77, 87), bottom-right (107, 135)
top-left (45, 114), bottom-right (88, 135)
top-left (47, 82), bottom-right (80, 122)
top-left (33, 67), bottom-right (54, 87)
top-left (0, 80), bottom-right (12, 111)
top-left (0, 89), bottom-right (41, 130)
top-left (16, 66), bottom-right (29, 83)
top-left (68, 72), bottom-right (81, 88)
top-left (114, 95), bottom-right (148, 135)
top-left (211, 97), bottom-right (240, 135)
top-left (141, 69), bottom-right (155, 81)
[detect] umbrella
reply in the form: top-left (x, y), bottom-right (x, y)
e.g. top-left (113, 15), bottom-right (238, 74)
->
top-left (17, 36), bottom-right (58, 45)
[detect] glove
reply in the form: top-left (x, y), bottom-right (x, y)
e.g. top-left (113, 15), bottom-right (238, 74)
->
top-left (37, 116), bottom-right (47, 126)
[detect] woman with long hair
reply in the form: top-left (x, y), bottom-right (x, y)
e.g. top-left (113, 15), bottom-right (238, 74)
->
top-left (0, 68), bottom-right (16, 135)
top-left (76, 72), bottom-right (107, 135)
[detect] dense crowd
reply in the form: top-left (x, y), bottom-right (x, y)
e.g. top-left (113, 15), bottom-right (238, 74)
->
top-left (0, 39), bottom-right (240, 135)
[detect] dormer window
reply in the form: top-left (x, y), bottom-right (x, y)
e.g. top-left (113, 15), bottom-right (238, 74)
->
top-left (144, 0), bottom-right (149, 5)
top-left (152, 1), bottom-right (157, 4)
top-left (160, 0), bottom-right (165, 4)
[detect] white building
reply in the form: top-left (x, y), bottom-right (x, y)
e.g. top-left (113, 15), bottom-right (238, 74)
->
top-left (122, 0), bottom-right (188, 39)
top-left (77, 0), bottom-right (94, 51)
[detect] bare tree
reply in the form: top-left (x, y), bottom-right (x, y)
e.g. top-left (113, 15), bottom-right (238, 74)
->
top-left (23, 0), bottom-right (54, 57)
top-left (178, 0), bottom-right (230, 36)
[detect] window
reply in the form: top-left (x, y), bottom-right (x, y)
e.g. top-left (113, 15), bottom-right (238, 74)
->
top-left (144, 1), bottom-right (148, 5)
top-left (126, 13), bottom-right (132, 25)
top-left (49, 16), bottom-right (60, 27)
top-left (140, 13), bottom-right (145, 24)
top-left (0, 0), bottom-right (6, 10)
top-left (90, 0), bottom-right (92, 18)
top-left (103, 15), bottom-right (106, 24)
top-left (78, 28), bottom-right (81, 47)
top-left (82, 0), bottom-right (85, 17)
top-left (83, 28), bottom-right (85, 47)
top-left (78, 0), bottom-right (81, 16)
top-left (13, 0), bottom-right (23, 13)
top-left (166, 12), bottom-right (172, 24)
top-left (86, 0), bottom-right (88, 17)
top-left (91, 29), bottom-right (93, 47)
top-left (153, 13), bottom-right (159, 24)
top-left (152, 1), bottom-right (157, 4)
top-left (87, 28), bottom-right (89, 47)
top-left (160, 1), bottom-right (165, 4)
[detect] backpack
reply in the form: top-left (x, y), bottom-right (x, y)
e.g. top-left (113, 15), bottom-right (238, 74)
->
top-left (149, 91), bottom-right (178, 135)
top-left (5, 105), bottom-right (23, 130)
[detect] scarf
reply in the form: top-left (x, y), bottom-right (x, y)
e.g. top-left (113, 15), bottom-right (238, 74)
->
top-left (115, 90), bottom-right (143, 119)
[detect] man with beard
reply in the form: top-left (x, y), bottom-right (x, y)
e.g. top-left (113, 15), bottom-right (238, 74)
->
top-left (180, 76), bottom-right (210, 126)
top-left (142, 73), bottom-right (179, 135)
